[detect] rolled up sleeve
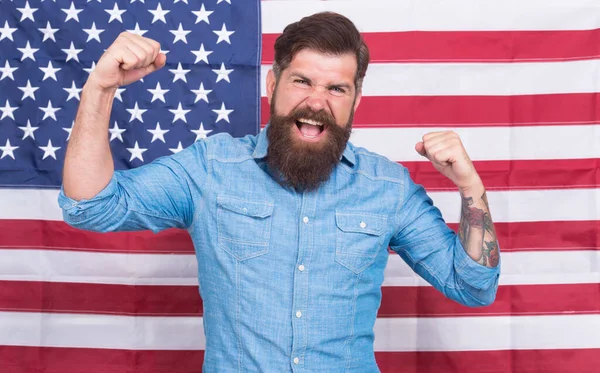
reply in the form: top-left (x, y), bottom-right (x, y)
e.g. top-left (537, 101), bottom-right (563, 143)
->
top-left (389, 167), bottom-right (500, 307)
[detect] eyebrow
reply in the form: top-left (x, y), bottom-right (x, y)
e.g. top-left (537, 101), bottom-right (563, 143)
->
top-left (290, 73), bottom-right (353, 91)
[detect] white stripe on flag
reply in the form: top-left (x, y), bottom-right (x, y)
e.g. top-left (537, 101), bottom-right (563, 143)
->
top-left (261, 0), bottom-right (600, 33)
top-left (2, 311), bottom-right (599, 351)
top-left (0, 311), bottom-right (205, 350)
top-left (2, 249), bottom-right (599, 287)
top-left (372, 314), bottom-right (600, 351)
top-left (349, 126), bottom-right (600, 162)
top-left (383, 252), bottom-right (600, 287)
top-left (3, 185), bottom-right (598, 222)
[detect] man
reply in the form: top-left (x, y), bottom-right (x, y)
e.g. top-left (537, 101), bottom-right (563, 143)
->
top-left (59, 11), bottom-right (500, 373)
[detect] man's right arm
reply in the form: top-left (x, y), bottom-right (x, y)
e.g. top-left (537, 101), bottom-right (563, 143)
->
top-left (62, 81), bottom-right (116, 201)
top-left (59, 32), bottom-right (202, 234)
top-left (62, 32), bottom-right (166, 201)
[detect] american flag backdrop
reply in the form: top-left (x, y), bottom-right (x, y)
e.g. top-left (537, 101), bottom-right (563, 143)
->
top-left (1, 0), bottom-right (600, 372)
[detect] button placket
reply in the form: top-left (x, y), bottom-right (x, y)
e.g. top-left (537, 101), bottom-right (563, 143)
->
top-left (290, 193), bottom-right (315, 370)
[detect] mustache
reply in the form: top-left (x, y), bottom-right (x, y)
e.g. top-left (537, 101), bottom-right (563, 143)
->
top-left (285, 107), bottom-right (337, 128)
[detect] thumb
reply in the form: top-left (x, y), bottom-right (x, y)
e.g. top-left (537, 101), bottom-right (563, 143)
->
top-left (415, 141), bottom-right (428, 158)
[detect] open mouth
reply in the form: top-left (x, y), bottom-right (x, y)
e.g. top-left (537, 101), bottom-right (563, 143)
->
top-left (295, 118), bottom-right (325, 140)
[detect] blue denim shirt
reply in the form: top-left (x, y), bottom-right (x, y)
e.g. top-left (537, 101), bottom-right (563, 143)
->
top-left (58, 127), bottom-right (500, 373)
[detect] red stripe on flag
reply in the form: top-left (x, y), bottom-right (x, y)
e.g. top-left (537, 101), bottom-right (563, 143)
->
top-left (2, 346), bottom-right (599, 373)
top-left (0, 346), bottom-right (205, 373)
top-left (378, 284), bottom-right (600, 318)
top-left (262, 30), bottom-right (600, 63)
top-left (0, 218), bottom-right (597, 254)
top-left (0, 220), bottom-right (194, 254)
top-left (374, 349), bottom-right (600, 373)
top-left (404, 158), bottom-right (600, 191)
top-left (0, 281), bottom-right (201, 316)
top-left (2, 281), bottom-right (597, 317)
top-left (447, 221), bottom-right (599, 252)
top-left (261, 94), bottom-right (600, 127)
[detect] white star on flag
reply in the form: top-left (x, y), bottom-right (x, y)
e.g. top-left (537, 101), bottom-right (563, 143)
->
top-left (148, 82), bottom-right (169, 103)
top-left (105, 3), bottom-right (126, 23)
top-left (213, 63), bottom-right (233, 83)
top-left (64, 81), bottom-right (83, 101)
top-left (62, 42), bottom-right (83, 62)
top-left (191, 44), bottom-right (212, 64)
top-left (39, 101), bottom-right (61, 121)
top-left (191, 82), bottom-right (212, 103)
top-left (84, 61), bottom-right (97, 74)
top-left (126, 102), bottom-right (147, 123)
top-left (169, 103), bottom-right (191, 123)
top-left (169, 141), bottom-right (184, 154)
top-left (0, 139), bottom-right (18, 160)
top-left (62, 2), bottom-right (84, 22)
top-left (149, 3), bottom-right (170, 24)
top-left (83, 22), bottom-right (104, 42)
top-left (0, 60), bottom-right (18, 81)
top-left (18, 80), bottom-right (39, 101)
top-left (39, 139), bottom-right (61, 160)
top-left (0, 21), bottom-right (17, 41)
top-left (39, 61), bottom-right (61, 81)
top-left (213, 102), bottom-right (233, 123)
top-left (109, 121), bottom-right (126, 142)
top-left (170, 23), bottom-right (191, 44)
top-left (17, 41), bottom-right (39, 61)
top-left (126, 23), bottom-right (148, 36)
top-left (192, 4), bottom-right (213, 24)
top-left (63, 122), bottom-right (74, 141)
top-left (19, 120), bottom-right (39, 140)
top-left (127, 141), bottom-right (147, 162)
top-left (147, 123), bottom-right (169, 143)
top-left (17, 1), bottom-right (38, 22)
top-left (213, 23), bottom-right (234, 44)
top-left (0, 100), bottom-right (17, 120)
top-left (170, 63), bottom-right (191, 83)
top-left (192, 123), bottom-right (212, 141)
top-left (38, 21), bottom-right (58, 42)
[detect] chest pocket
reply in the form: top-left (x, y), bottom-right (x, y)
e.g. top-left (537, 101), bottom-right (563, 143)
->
top-left (217, 195), bottom-right (274, 261)
top-left (335, 211), bottom-right (387, 274)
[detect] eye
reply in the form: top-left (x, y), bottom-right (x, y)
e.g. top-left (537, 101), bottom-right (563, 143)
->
top-left (293, 79), bottom-right (309, 85)
top-left (329, 86), bottom-right (346, 96)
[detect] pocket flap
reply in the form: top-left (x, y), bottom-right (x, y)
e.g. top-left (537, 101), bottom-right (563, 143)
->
top-left (335, 211), bottom-right (386, 235)
top-left (217, 195), bottom-right (274, 218)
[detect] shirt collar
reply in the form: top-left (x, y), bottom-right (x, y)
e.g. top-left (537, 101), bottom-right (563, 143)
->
top-left (252, 124), bottom-right (356, 167)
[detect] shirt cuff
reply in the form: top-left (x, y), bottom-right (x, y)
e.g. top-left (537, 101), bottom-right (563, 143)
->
top-left (58, 173), bottom-right (119, 214)
top-left (453, 236), bottom-right (501, 290)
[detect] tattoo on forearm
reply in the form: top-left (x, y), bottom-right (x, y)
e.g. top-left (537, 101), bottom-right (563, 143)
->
top-left (458, 191), bottom-right (499, 267)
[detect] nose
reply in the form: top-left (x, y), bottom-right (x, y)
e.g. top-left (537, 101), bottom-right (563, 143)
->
top-left (305, 86), bottom-right (328, 112)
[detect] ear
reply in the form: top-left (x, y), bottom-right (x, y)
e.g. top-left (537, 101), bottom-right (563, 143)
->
top-left (352, 89), bottom-right (362, 112)
top-left (266, 69), bottom-right (276, 105)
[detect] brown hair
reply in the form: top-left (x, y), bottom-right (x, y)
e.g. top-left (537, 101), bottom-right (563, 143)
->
top-left (272, 11), bottom-right (370, 92)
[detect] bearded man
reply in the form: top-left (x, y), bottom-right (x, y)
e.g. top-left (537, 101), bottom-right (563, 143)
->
top-left (59, 11), bottom-right (500, 373)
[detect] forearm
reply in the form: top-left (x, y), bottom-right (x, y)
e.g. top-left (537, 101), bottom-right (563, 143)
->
top-left (458, 178), bottom-right (499, 268)
top-left (62, 81), bottom-right (117, 201)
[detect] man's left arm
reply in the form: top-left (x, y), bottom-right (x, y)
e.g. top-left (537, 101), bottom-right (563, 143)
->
top-left (415, 130), bottom-right (499, 270)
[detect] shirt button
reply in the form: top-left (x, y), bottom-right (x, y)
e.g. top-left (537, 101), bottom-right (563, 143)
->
top-left (360, 221), bottom-right (367, 228)
top-left (303, 216), bottom-right (309, 223)
top-left (293, 357), bottom-right (299, 364)
top-left (296, 311), bottom-right (302, 318)
top-left (298, 264), bottom-right (305, 271)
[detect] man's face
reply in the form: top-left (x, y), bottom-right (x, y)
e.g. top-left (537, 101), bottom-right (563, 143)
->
top-left (265, 49), bottom-right (362, 191)
top-left (266, 48), bottom-right (361, 142)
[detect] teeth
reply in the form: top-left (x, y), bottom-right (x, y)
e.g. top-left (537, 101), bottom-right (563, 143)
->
top-left (298, 118), bottom-right (323, 126)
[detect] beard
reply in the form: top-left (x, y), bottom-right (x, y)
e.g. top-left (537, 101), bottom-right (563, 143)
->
top-left (266, 96), bottom-right (353, 192)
